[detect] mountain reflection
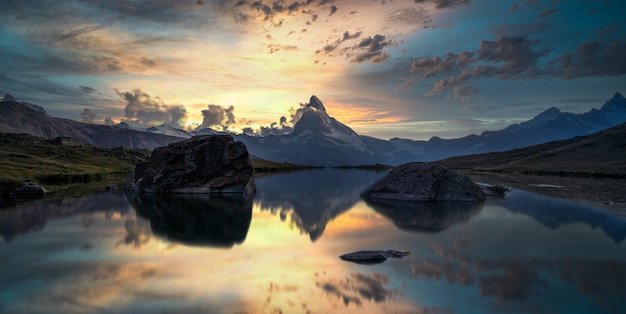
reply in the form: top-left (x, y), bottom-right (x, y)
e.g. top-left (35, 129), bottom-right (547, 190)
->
top-left (253, 169), bottom-right (387, 241)
top-left (126, 193), bottom-right (252, 248)
top-left (364, 198), bottom-right (483, 233)
top-left (501, 190), bottom-right (626, 244)
top-left (0, 193), bottom-right (131, 242)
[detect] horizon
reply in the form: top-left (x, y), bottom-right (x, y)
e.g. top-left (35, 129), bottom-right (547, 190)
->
top-left (1, 0), bottom-right (625, 140)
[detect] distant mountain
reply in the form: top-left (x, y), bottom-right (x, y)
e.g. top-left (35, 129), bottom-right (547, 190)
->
top-left (438, 121), bottom-right (626, 175)
top-left (0, 96), bottom-right (182, 149)
top-left (367, 92), bottom-right (626, 164)
top-left (2, 93), bottom-right (625, 167)
top-left (234, 96), bottom-right (381, 166)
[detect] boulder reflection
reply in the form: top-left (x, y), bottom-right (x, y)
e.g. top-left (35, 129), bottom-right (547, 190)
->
top-left (364, 198), bottom-right (483, 233)
top-left (126, 193), bottom-right (252, 248)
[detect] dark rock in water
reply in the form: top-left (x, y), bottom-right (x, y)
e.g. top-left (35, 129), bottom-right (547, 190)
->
top-left (127, 135), bottom-right (255, 195)
top-left (362, 162), bottom-right (485, 202)
top-left (126, 193), bottom-right (252, 247)
top-left (365, 198), bottom-right (483, 233)
top-left (340, 250), bottom-right (410, 265)
top-left (9, 182), bottom-right (46, 199)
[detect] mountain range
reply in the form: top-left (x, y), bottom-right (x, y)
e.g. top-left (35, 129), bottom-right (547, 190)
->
top-left (1, 93), bottom-right (625, 166)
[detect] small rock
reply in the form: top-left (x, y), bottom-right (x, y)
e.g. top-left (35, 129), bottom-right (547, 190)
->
top-left (9, 182), bottom-right (46, 199)
top-left (339, 250), bottom-right (410, 265)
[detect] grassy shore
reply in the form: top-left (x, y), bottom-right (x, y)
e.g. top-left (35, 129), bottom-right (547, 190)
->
top-left (0, 133), bottom-right (317, 197)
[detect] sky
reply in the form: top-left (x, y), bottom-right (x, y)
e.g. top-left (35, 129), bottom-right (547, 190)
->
top-left (0, 0), bottom-right (625, 140)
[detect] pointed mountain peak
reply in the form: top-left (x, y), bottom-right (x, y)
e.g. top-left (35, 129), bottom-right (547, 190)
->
top-left (535, 106), bottom-right (561, 121)
top-left (601, 92), bottom-right (626, 112)
top-left (307, 95), bottom-right (326, 112)
top-left (2, 94), bottom-right (16, 102)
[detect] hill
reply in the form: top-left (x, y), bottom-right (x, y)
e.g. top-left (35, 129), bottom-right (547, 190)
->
top-left (438, 122), bottom-right (626, 177)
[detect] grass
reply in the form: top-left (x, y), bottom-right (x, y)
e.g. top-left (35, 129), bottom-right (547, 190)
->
top-left (0, 133), bottom-right (149, 195)
top-left (0, 133), bottom-right (316, 196)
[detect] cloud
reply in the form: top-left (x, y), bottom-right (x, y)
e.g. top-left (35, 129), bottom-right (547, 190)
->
top-left (413, 0), bottom-right (471, 10)
top-left (80, 108), bottom-right (97, 123)
top-left (80, 86), bottom-right (96, 93)
top-left (329, 4), bottom-right (338, 16)
top-left (104, 116), bottom-right (115, 125)
top-left (548, 39), bottom-right (626, 79)
top-left (539, 8), bottom-right (558, 18)
top-left (348, 34), bottom-right (394, 63)
top-left (198, 104), bottom-right (236, 130)
top-left (116, 89), bottom-right (188, 128)
top-left (399, 34), bottom-right (554, 98)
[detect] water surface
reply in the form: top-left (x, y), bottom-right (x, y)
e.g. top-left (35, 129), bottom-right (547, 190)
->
top-left (1, 169), bottom-right (625, 313)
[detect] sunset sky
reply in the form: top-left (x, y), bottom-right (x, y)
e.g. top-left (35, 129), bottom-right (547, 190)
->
top-left (1, 0), bottom-right (625, 139)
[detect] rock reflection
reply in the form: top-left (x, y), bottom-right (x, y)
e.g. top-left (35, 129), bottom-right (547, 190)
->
top-left (126, 193), bottom-right (252, 248)
top-left (364, 198), bottom-right (483, 233)
top-left (254, 169), bottom-right (387, 241)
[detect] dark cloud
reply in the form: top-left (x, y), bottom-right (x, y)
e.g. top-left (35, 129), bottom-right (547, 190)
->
top-left (198, 104), bottom-right (236, 130)
top-left (329, 4), bottom-right (338, 16)
top-left (116, 89), bottom-right (188, 128)
top-left (414, 0), bottom-right (471, 10)
top-left (315, 31), bottom-right (362, 56)
top-left (348, 35), bottom-right (394, 63)
top-left (539, 8), bottom-right (558, 17)
top-left (79, 86), bottom-right (96, 94)
top-left (509, 4), bottom-right (520, 12)
top-left (548, 40), bottom-right (626, 79)
top-left (400, 35), bottom-right (553, 98)
top-left (80, 108), bottom-right (97, 123)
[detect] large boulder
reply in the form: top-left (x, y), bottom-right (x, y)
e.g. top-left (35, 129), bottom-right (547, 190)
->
top-left (127, 135), bottom-right (255, 195)
top-left (362, 162), bottom-right (485, 202)
top-left (9, 182), bottom-right (46, 199)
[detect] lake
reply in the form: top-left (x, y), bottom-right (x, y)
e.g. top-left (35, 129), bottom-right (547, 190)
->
top-left (1, 169), bottom-right (625, 313)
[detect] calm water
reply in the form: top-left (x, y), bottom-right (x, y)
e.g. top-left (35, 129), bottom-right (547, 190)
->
top-left (1, 169), bottom-right (625, 314)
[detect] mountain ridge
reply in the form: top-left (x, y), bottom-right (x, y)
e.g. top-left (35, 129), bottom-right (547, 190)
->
top-left (1, 93), bottom-right (625, 166)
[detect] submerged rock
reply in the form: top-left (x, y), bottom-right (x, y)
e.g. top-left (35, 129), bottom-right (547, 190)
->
top-left (362, 162), bottom-right (485, 202)
top-left (127, 135), bottom-right (255, 195)
top-left (340, 250), bottom-right (410, 265)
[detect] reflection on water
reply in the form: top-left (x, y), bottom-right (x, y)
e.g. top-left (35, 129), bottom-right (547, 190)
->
top-left (127, 193), bottom-right (252, 247)
top-left (253, 169), bottom-right (387, 241)
top-left (364, 198), bottom-right (483, 233)
top-left (0, 169), bottom-right (625, 313)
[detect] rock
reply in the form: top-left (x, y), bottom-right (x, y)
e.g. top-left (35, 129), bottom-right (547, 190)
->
top-left (9, 182), bottom-right (46, 199)
top-left (126, 135), bottom-right (255, 195)
top-left (362, 162), bottom-right (485, 202)
top-left (340, 250), bottom-right (410, 265)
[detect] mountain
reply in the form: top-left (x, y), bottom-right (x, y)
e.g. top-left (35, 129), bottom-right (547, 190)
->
top-left (2, 93), bottom-right (625, 167)
top-left (0, 96), bottom-right (182, 149)
top-left (369, 92), bottom-right (626, 164)
top-left (438, 121), bottom-right (626, 176)
top-left (234, 96), bottom-right (381, 166)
